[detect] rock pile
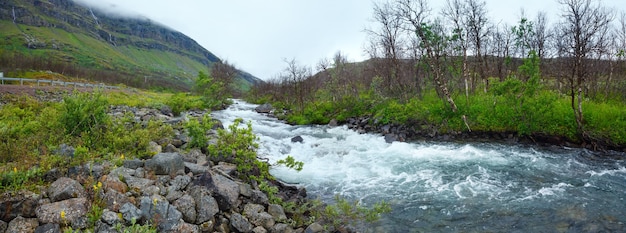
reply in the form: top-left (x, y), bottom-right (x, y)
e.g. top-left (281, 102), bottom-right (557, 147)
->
top-left (0, 106), bottom-right (320, 233)
top-left (0, 151), bottom-right (312, 233)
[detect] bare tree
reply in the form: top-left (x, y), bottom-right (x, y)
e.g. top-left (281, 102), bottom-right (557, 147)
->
top-left (210, 61), bottom-right (238, 96)
top-left (531, 11), bottom-right (551, 60)
top-left (366, 1), bottom-right (405, 95)
top-left (556, 0), bottom-right (613, 136)
top-left (466, 0), bottom-right (490, 92)
top-left (282, 58), bottom-right (311, 112)
top-left (442, 0), bottom-right (471, 103)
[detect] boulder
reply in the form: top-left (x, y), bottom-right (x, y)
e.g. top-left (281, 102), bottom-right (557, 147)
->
top-left (0, 191), bottom-right (39, 222)
top-left (174, 220), bottom-right (199, 233)
top-left (36, 198), bottom-right (88, 224)
top-left (119, 203), bottom-right (142, 223)
top-left (102, 188), bottom-right (131, 212)
top-left (54, 144), bottom-right (74, 157)
top-left (268, 204), bottom-right (287, 222)
top-left (188, 186), bottom-right (219, 224)
top-left (100, 209), bottom-right (121, 225)
top-left (192, 172), bottom-right (240, 211)
top-left (255, 103), bottom-right (273, 113)
top-left (244, 204), bottom-right (275, 229)
top-left (291, 136), bottom-right (304, 143)
top-left (173, 194), bottom-right (197, 224)
top-left (48, 177), bottom-right (87, 202)
top-left (147, 141), bottom-right (162, 155)
top-left (328, 119), bottom-right (338, 127)
top-left (305, 222), bottom-right (324, 233)
top-left (184, 162), bottom-right (209, 175)
top-left (145, 153), bottom-right (185, 176)
top-left (6, 216), bottom-right (38, 233)
top-left (123, 159), bottom-right (144, 169)
top-left (34, 223), bottom-right (59, 233)
top-left (139, 195), bottom-right (182, 232)
top-left (230, 213), bottom-right (253, 233)
top-left (270, 223), bottom-right (295, 233)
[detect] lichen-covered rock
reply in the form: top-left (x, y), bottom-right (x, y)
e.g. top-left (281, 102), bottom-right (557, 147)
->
top-left (147, 141), bottom-right (162, 155)
top-left (192, 172), bottom-right (240, 211)
top-left (251, 189), bottom-right (269, 206)
top-left (0, 191), bottom-right (39, 222)
top-left (100, 209), bottom-right (121, 225)
top-left (34, 223), bottom-right (59, 233)
top-left (268, 204), bottom-right (287, 222)
top-left (184, 162), bottom-right (209, 175)
top-left (170, 175), bottom-right (191, 191)
top-left (270, 223), bottom-right (295, 233)
top-left (139, 195), bottom-right (182, 232)
top-left (188, 186), bottom-right (218, 224)
top-left (252, 226), bottom-right (268, 233)
top-left (94, 221), bottom-right (117, 233)
top-left (6, 216), bottom-right (38, 233)
top-left (102, 188), bottom-right (131, 212)
top-left (230, 213), bottom-right (253, 233)
top-left (0, 220), bottom-right (7, 233)
top-left (173, 220), bottom-right (199, 233)
top-left (119, 203), bottom-right (142, 223)
top-left (36, 198), bottom-right (88, 224)
top-left (172, 194), bottom-right (196, 223)
top-left (305, 222), bottom-right (324, 233)
top-left (123, 159), bottom-right (144, 169)
top-left (48, 177), bottom-right (87, 202)
top-left (244, 204), bottom-right (275, 229)
top-left (124, 176), bottom-right (155, 191)
top-left (145, 153), bottom-right (184, 176)
top-left (100, 175), bottom-right (128, 194)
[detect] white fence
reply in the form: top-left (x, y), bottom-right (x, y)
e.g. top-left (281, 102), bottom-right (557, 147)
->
top-left (0, 77), bottom-right (120, 89)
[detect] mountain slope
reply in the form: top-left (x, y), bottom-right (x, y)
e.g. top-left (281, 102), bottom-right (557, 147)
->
top-left (0, 0), bottom-right (262, 91)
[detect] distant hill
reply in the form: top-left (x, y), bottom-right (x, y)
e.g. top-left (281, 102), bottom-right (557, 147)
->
top-left (0, 0), bottom-right (263, 91)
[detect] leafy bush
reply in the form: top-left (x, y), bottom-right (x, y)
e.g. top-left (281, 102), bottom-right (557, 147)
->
top-left (208, 118), bottom-right (269, 181)
top-left (184, 114), bottom-right (214, 149)
top-left (60, 92), bottom-right (110, 148)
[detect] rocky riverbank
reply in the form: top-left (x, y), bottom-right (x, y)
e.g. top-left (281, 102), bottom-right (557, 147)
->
top-left (0, 105), bottom-right (321, 233)
top-left (341, 115), bottom-right (626, 153)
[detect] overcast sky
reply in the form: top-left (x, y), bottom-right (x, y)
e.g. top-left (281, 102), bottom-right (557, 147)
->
top-left (74, 0), bottom-right (624, 80)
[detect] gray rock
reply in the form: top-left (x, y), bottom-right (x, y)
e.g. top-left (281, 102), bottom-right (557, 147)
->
top-left (119, 203), bottom-right (142, 223)
top-left (305, 222), bottom-right (324, 233)
top-left (102, 188), bottom-right (131, 212)
top-left (145, 153), bottom-right (185, 176)
top-left (251, 189), bottom-right (269, 206)
top-left (384, 133), bottom-right (399, 143)
top-left (55, 144), bottom-right (74, 157)
top-left (0, 220), bottom-right (6, 233)
top-left (139, 195), bottom-right (182, 232)
top-left (239, 183), bottom-right (253, 197)
top-left (160, 105), bottom-right (173, 117)
top-left (6, 216), bottom-right (38, 233)
top-left (0, 191), bottom-right (39, 222)
top-left (48, 177), bottom-right (87, 202)
top-left (328, 119), bottom-right (338, 127)
top-left (123, 159), bottom-right (144, 169)
top-left (270, 223), bottom-right (295, 233)
top-left (165, 188), bottom-right (183, 202)
top-left (244, 204), bottom-right (275, 229)
top-left (43, 168), bottom-right (62, 183)
top-left (36, 198), bottom-right (88, 224)
top-left (101, 209), bottom-right (121, 225)
top-left (70, 215), bottom-right (89, 230)
top-left (34, 223), bottom-right (60, 233)
top-left (124, 176), bottom-right (155, 191)
top-left (192, 172), bottom-right (240, 211)
top-left (213, 162), bottom-right (237, 176)
top-left (163, 144), bottom-right (178, 153)
top-left (148, 141), bottom-right (162, 154)
top-left (231, 213), bottom-right (253, 233)
top-left (108, 167), bottom-right (135, 180)
top-left (184, 162), bottom-right (209, 175)
top-left (253, 226), bottom-right (268, 233)
top-left (189, 186), bottom-right (218, 224)
top-left (268, 204), bottom-right (287, 222)
top-left (173, 194), bottom-right (196, 223)
top-left (94, 221), bottom-right (117, 233)
top-left (174, 220), bottom-right (199, 233)
top-left (255, 103), bottom-right (273, 113)
top-left (170, 175), bottom-right (191, 191)
top-left (291, 135), bottom-right (304, 143)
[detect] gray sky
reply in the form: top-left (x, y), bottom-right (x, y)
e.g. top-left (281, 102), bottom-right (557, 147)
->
top-left (74, 0), bottom-right (624, 80)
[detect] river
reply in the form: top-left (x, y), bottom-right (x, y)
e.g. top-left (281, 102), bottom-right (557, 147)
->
top-left (212, 100), bottom-right (626, 232)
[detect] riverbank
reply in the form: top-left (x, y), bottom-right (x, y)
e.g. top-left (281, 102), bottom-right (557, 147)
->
top-left (0, 92), bottom-right (334, 232)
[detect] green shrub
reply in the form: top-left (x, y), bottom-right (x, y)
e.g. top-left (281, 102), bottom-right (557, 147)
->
top-left (60, 92), bottom-right (110, 148)
top-left (184, 114), bottom-right (214, 149)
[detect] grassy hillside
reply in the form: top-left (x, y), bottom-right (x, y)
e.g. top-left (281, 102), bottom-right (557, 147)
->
top-left (0, 20), bottom-right (208, 89)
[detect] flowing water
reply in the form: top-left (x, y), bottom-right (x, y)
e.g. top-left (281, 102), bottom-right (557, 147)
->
top-left (212, 100), bottom-right (626, 232)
